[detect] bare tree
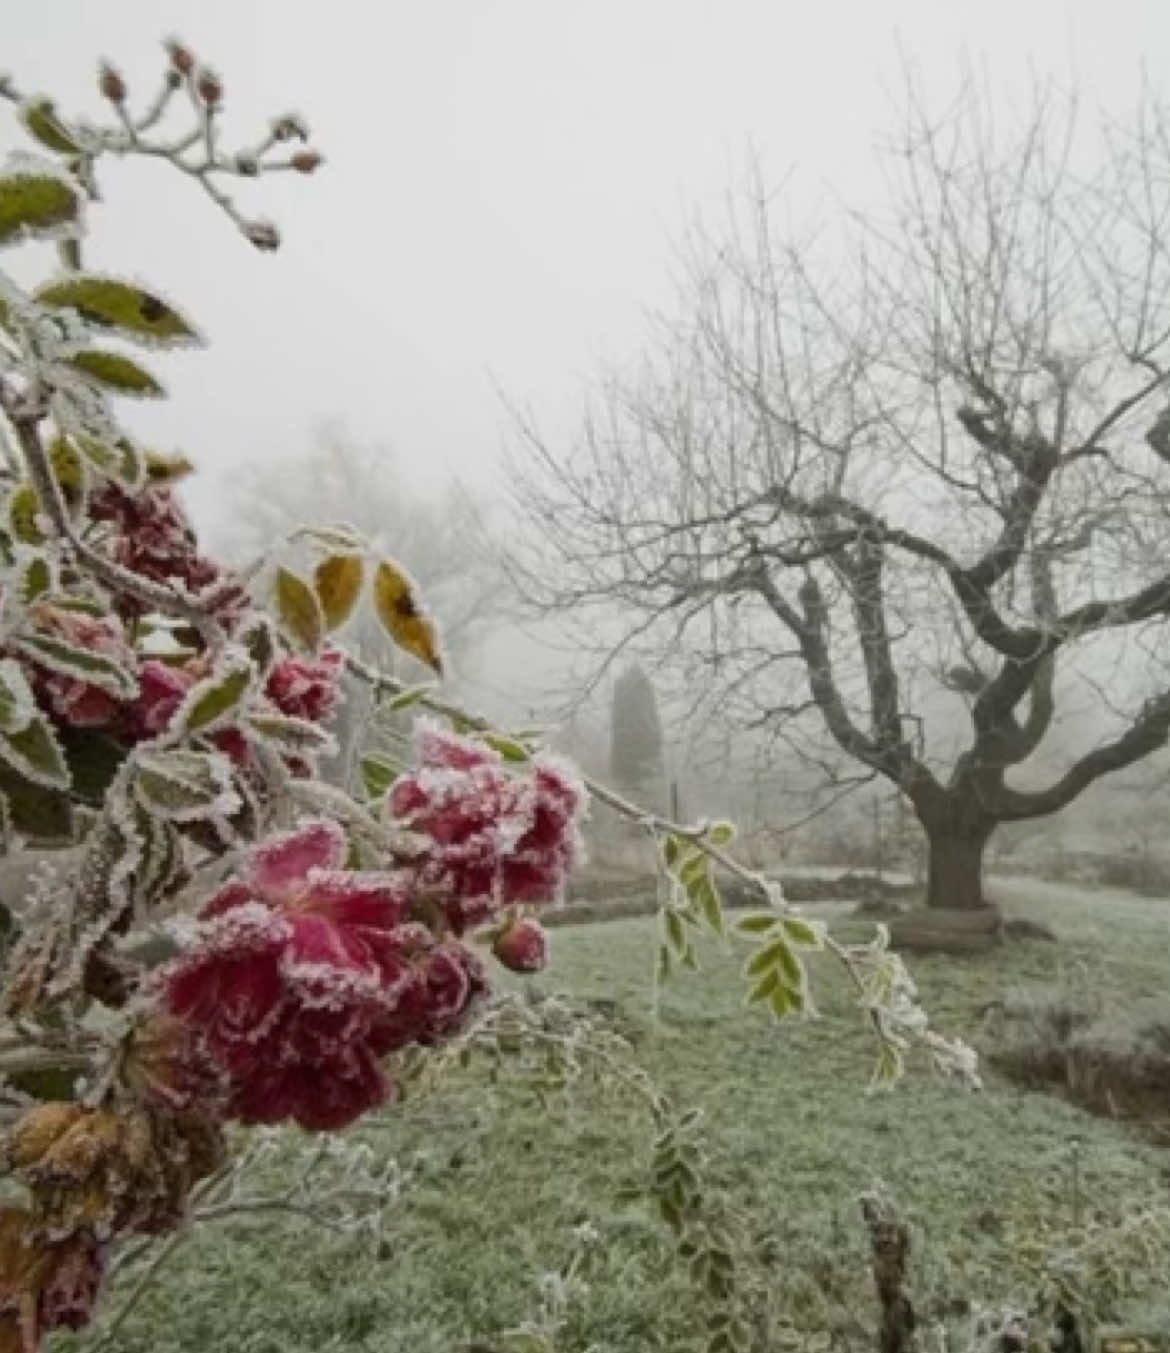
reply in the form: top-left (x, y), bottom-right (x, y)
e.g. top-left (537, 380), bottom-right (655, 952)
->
top-left (509, 79), bottom-right (1170, 913)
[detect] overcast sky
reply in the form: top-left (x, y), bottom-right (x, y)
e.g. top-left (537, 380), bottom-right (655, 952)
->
top-left (5, 1), bottom-right (1168, 533)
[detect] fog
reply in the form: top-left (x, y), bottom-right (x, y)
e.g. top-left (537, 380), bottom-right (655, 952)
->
top-left (6, 0), bottom-right (1170, 839)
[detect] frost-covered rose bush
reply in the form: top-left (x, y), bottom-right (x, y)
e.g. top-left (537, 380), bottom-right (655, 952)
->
top-left (0, 43), bottom-right (591, 1350)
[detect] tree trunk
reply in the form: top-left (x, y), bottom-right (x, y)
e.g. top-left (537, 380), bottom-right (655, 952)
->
top-left (888, 803), bottom-right (1001, 953)
top-left (920, 803), bottom-right (995, 911)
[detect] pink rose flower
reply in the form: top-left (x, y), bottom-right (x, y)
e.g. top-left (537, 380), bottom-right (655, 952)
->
top-left (265, 646), bottom-right (343, 723)
top-left (388, 720), bottom-right (585, 934)
top-left (159, 819), bottom-right (483, 1131)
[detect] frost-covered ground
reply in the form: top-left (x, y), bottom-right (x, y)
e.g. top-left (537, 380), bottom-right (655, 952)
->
top-left (57, 878), bottom-right (1170, 1353)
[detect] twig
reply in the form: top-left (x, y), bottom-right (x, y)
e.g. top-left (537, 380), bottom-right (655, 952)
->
top-left (8, 413), bottom-right (228, 647)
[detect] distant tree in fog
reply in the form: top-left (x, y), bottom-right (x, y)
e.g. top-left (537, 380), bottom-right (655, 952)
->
top-left (609, 663), bottom-right (666, 809)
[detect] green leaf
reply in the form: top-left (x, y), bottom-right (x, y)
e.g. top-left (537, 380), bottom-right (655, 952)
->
top-left (870, 1041), bottom-right (904, 1089)
top-left (18, 98), bottom-right (83, 155)
top-left (6, 483), bottom-right (45, 545)
top-left (65, 350), bottom-right (165, 397)
top-left (690, 874), bottom-right (724, 935)
top-left (247, 712), bottom-right (335, 754)
top-left (679, 849), bottom-right (709, 891)
top-left (780, 914), bottom-right (826, 949)
top-left (274, 566), bottom-right (324, 653)
top-left (133, 748), bottom-right (240, 822)
top-left (12, 632), bottom-right (137, 699)
top-left (0, 164), bottom-right (81, 246)
top-left (176, 653), bottom-right (254, 734)
top-left (0, 716), bottom-right (71, 790)
top-left (34, 275), bottom-right (201, 348)
top-left (482, 731), bottom-right (530, 763)
top-left (706, 820), bottom-right (736, 846)
top-left (662, 833), bottom-right (683, 867)
top-left (743, 937), bottom-right (802, 987)
top-left (0, 659), bottom-right (37, 735)
top-left (746, 969), bottom-right (780, 1004)
top-left (0, 762), bottom-right (72, 842)
top-left (383, 683), bottom-right (432, 713)
top-left (313, 553), bottom-right (363, 631)
top-left (360, 754), bottom-right (398, 800)
top-left (768, 981), bottom-right (806, 1018)
top-left (134, 808), bottom-right (185, 903)
top-left (70, 431), bottom-right (144, 488)
top-left (663, 907), bottom-right (687, 956)
top-left (58, 726), bottom-right (124, 803)
top-left (733, 911), bottom-right (782, 937)
top-left (48, 435), bottom-right (87, 516)
top-left (16, 552), bottom-right (53, 605)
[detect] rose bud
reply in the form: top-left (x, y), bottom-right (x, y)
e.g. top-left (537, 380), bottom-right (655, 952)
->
top-left (99, 63), bottom-right (126, 104)
top-left (242, 219), bottom-right (280, 252)
top-left (165, 39), bottom-right (195, 76)
top-left (492, 917), bottom-right (548, 973)
top-left (196, 67), bottom-right (222, 107)
top-left (291, 150), bottom-right (323, 174)
top-left (271, 112), bottom-right (309, 142)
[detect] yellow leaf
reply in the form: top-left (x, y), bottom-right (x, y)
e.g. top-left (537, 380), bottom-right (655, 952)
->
top-left (372, 558), bottom-right (442, 674)
top-left (19, 98), bottom-right (82, 155)
top-left (314, 553), bottom-right (363, 631)
top-left (274, 567), bottom-right (323, 652)
top-left (144, 450), bottom-right (196, 483)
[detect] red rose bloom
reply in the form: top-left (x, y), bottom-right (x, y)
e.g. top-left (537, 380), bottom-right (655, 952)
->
top-left (159, 819), bottom-right (484, 1131)
top-left (88, 482), bottom-right (236, 613)
top-left (388, 720), bottom-right (585, 934)
top-left (126, 659), bottom-right (192, 740)
top-left (265, 646), bottom-right (343, 723)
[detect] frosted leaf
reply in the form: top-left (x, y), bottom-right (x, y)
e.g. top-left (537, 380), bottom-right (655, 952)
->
top-left (0, 151), bottom-right (84, 247)
top-left (33, 273), bottom-right (204, 350)
top-left (133, 747), bottom-right (241, 823)
top-left (0, 657), bottom-right (39, 735)
top-left (0, 713), bottom-right (70, 790)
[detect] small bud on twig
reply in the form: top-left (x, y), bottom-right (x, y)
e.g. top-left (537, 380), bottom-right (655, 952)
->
top-left (242, 219), bottom-right (280, 252)
top-left (99, 62), bottom-right (127, 104)
top-left (271, 112), bottom-right (309, 142)
top-left (234, 153), bottom-right (259, 177)
top-left (165, 68), bottom-right (183, 91)
top-left (196, 68), bottom-right (223, 108)
top-left (290, 150), bottom-right (322, 174)
top-left (165, 38), bottom-right (195, 76)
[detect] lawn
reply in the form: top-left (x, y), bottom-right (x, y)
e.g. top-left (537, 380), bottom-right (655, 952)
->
top-left (55, 878), bottom-right (1170, 1352)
